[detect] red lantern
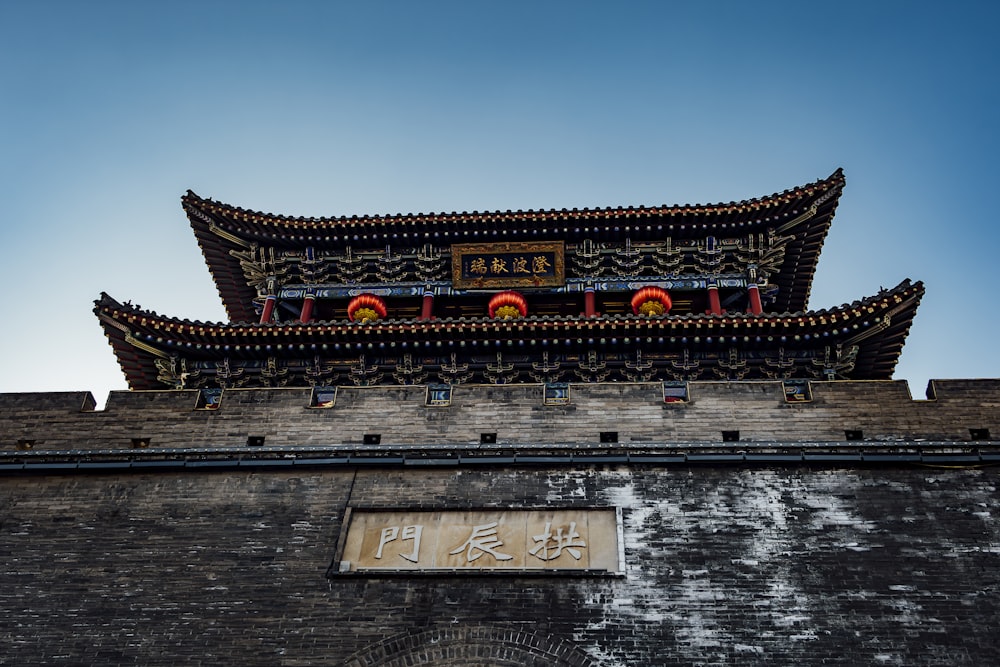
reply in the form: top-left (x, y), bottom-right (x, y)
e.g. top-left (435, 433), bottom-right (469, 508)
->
top-left (347, 294), bottom-right (388, 323)
top-left (631, 286), bottom-right (672, 316)
top-left (488, 291), bottom-right (528, 319)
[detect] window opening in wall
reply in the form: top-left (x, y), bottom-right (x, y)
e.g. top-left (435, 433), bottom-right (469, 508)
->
top-left (600, 431), bottom-right (619, 443)
top-left (426, 384), bottom-right (452, 407)
top-left (247, 436), bottom-right (265, 447)
top-left (845, 429), bottom-right (863, 441)
top-left (195, 388), bottom-right (222, 410)
top-left (363, 434), bottom-right (382, 445)
top-left (481, 432), bottom-right (497, 444)
top-left (16, 439), bottom-right (35, 450)
top-left (783, 380), bottom-right (812, 402)
top-left (662, 381), bottom-right (689, 403)
top-left (970, 428), bottom-right (991, 441)
top-left (543, 382), bottom-right (570, 405)
top-left (131, 437), bottom-right (150, 449)
top-left (309, 386), bottom-right (338, 409)
top-left (722, 430), bottom-right (740, 442)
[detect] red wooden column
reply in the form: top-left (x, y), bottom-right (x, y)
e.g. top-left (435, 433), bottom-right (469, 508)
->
top-left (419, 288), bottom-right (434, 320)
top-left (747, 283), bottom-right (763, 315)
top-left (584, 285), bottom-right (597, 317)
top-left (707, 280), bottom-right (722, 315)
top-left (259, 277), bottom-right (279, 324)
top-left (259, 294), bottom-right (277, 323)
top-left (299, 291), bottom-right (315, 323)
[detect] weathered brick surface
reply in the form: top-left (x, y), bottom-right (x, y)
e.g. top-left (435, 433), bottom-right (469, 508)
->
top-left (2, 465), bottom-right (1000, 665)
top-left (2, 380), bottom-right (999, 665)
top-left (2, 380), bottom-right (999, 451)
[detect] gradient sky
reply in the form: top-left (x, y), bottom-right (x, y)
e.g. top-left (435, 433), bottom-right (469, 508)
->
top-left (1, 1), bottom-right (997, 406)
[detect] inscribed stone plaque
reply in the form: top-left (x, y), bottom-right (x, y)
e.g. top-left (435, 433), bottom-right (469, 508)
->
top-left (340, 508), bottom-right (621, 573)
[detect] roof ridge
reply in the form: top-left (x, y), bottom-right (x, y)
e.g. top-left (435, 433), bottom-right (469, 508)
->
top-left (182, 169), bottom-right (846, 226)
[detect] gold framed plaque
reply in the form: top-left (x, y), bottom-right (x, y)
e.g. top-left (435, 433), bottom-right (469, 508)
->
top-left (452, 242), bottom-right (565, 289)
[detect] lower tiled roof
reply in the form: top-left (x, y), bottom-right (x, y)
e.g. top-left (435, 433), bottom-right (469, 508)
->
top-left (95, 280), bottom-right (922, 389)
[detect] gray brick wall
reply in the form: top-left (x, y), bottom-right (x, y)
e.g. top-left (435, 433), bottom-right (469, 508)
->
top-left (2, 379), bottom-right (999, 665)
top-left (2, 466), bottom-right (999, 665)
top-left (2, 380), bottom-right (999, 451)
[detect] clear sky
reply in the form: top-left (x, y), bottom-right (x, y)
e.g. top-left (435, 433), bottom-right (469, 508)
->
top-left (1, 1), bottom-right (997, 406)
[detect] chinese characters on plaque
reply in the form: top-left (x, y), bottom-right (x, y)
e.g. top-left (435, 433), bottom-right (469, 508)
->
top-left (340, 509), bottom-right (621, 572)
top-left (451, 242), bottom-right (565, 289)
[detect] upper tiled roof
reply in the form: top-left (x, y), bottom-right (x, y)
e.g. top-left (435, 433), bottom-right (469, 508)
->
top-left (184, 169), bottom-right (844, 233)
top-left (184, 170), bottom-right (845, 321)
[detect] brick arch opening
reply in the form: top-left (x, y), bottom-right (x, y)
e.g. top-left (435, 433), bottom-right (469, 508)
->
top-left (343, 624), bottom-right (598, 667)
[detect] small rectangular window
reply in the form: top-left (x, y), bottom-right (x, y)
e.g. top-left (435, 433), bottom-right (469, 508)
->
top-left (783, 380), bottom-right (812, 403)
top-left (195, 388), bottom-right (223, 410)
top-left (662, 382), bottom-right (689, 404)
top-left (309, 386), bottom-right (338, 409)
top-left (543, 383), bottom-right (570, 405)
top-left (425, 384), bottom-right (452, 407)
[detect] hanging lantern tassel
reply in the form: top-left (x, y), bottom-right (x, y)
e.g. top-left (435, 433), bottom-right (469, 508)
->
top-left (631, 286), bottom-right (672, 316)
top-left (488, 291), bottom-right (528, 320)
top-left (347, 294), bottom-right (388, 323)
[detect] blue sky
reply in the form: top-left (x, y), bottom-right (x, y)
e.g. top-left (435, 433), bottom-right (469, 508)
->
top-left (1, 1), bottom-right (997, 405)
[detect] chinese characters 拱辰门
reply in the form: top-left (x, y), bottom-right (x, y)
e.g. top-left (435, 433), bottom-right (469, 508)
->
top-left (345, 508), bottom-right (618, 573)
top-left (372, 519), bottom-right (588, 564)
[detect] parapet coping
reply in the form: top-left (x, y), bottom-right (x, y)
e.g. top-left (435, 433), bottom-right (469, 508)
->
top-left (8, 378), bottom-right (1000, 413)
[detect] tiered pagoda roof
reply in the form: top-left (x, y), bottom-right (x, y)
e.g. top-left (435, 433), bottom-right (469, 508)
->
top-left (97, 170), bottom-right (924, 390)
top-left (183, 169), bottom-right (846, 321)
top-left (96, 280), bottom-right (922, 390)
